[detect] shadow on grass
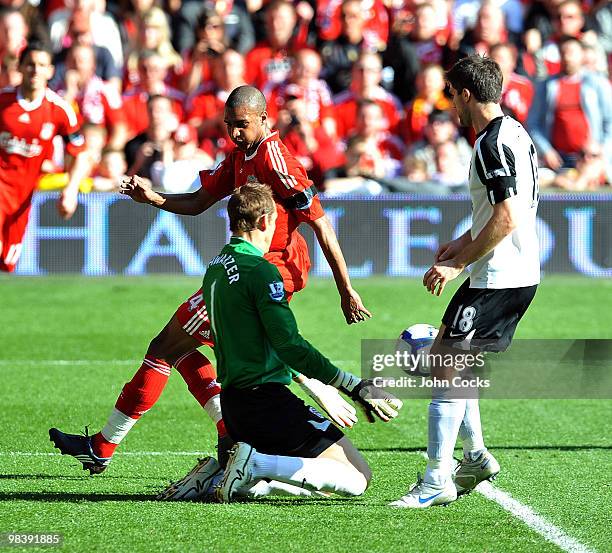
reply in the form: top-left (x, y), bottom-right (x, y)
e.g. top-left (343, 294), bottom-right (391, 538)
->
top-left (360, 445), bottom-right (612, 452)
top-left (0, 492), bottom-right (155, 502)
top-left (0, 474), bottom-right (161, 481)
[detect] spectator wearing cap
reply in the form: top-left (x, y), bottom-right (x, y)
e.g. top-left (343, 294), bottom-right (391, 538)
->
top-left (490, 42), bottom-right (534, 125)
top-left (528, 36), bottom-right (612, 181)
top-left (406, 109), bottom-right (472, 179)
top-left (122, 51), bottom-right (185, 140)
top-left (245, 0), bottom-right (308, 90)
top-left (400, 63), bottom-right (452, 145)
top-left (333, 52), bottom-right (403, 139)
top-left (186, 48), bottom-right (246, 158)
top-left (265, 49), bottom-right (336, 139)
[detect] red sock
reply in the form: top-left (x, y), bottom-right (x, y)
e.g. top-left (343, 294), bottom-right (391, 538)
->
top-left (174, 351), bottom-right (224, 434)
top-left (92, 356), bottom-right (171, 458)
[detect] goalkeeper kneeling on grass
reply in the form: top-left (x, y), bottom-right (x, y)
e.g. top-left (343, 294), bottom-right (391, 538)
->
top-left (161, 182), bottom-right (402, 503)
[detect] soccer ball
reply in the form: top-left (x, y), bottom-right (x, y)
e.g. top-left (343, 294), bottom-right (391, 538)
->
top-left (397, 324), bottom-right (439, 374)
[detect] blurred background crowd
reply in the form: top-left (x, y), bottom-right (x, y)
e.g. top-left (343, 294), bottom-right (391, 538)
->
top-left (2, 0), bottom-right (610, 195)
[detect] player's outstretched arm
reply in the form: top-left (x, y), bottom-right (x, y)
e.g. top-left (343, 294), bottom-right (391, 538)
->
top-left (308, 214), bottom-right (372, 324)
top-left (58, 150), bottom-right (94, 219)
top-left (120, 175), bottom-right (217, 215)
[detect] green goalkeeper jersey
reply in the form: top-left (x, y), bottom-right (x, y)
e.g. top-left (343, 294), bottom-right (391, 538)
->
top-left (202, 237), bottom-right (340, 389)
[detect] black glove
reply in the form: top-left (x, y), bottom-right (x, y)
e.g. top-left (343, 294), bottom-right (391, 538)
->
top-left (347, 379), bottom-right (403, 423)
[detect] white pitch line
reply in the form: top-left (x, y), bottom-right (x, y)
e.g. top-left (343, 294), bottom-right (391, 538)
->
top-left (418, 452), bottom-right (594, 553)
top-left (476, 481), bottom-right (594, 553)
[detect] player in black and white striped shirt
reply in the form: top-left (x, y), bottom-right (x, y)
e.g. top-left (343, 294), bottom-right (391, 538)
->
top-left (391, 55), bottom-right (540, 508)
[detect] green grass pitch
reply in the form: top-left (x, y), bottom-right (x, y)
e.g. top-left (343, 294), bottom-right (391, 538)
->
top-left (1, 275), bottom-right (610, 553)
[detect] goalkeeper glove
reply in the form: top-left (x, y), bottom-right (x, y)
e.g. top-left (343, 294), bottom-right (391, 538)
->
top-left (333, 371), bottom-right (403, 423)
top-left (296, 376), bottom-right (358, 428)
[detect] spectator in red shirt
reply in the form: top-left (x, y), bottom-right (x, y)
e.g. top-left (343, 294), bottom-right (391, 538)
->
top-left (181, 10), bottom-right (228, 94)
top-left (409, 2), bottom-right (449, 67)
top-left (528, 35), bottom-right (612, 179)
top-left (245, 0), bottom-right (306, 90)
top-left (122, 51), bottom-right (185, 140)
top-left (275, 89), bottom-right (344, 188)
top-left (489, 42), bottom-right (534, 125)
top-left (124, 7), bottom-right (184, 91)
top-left (265, 48), bottom-right (336, 138)
top-left (187, 48), bottom-right (247, 157)
top-left (316, 0), bottom-right (389, 50)
top-left (343, 99), bottom-right (405, 180)
top-left (400, 63), bottom-right (452, 144)
top-left (60, 44), bottom-right (128, 151)
top-left (333, 52), bottom-right (403, 139)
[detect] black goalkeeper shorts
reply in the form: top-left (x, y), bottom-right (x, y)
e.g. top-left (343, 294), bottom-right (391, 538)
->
top-left (441, 278), bottom-right (537, 352)
top-left (220, 383), bottom-right (344, 458)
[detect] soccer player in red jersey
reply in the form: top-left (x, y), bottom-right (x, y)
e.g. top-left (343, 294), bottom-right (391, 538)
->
top-left (50, 85), bottom-right (370, 475)
top-left (0, 42), bottom-right (90, 272)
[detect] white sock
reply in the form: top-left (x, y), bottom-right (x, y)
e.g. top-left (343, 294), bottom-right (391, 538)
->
top-left (241, 480), bottom-right (320, 498)
top-left (424, 399), bottom-right (466, 486)
top-left (203, 395), bottom-right (223, 424)
top-left (458, 399), bottom-right (486, 461)
top-left (100, 408), bottom-right (139, 444)
top-left (251, 452), bottom-right (367, 497)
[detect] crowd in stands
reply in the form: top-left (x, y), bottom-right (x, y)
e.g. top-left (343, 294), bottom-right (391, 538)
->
top-left (2, 0), bottom-right (610, 194)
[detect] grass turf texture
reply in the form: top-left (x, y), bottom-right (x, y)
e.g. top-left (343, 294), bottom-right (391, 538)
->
top-left (1, 275), bottom-right (610, 553)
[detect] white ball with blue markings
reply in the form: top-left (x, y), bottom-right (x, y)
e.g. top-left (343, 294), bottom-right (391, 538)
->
top-left (398, 324), bottom-right (438, 373)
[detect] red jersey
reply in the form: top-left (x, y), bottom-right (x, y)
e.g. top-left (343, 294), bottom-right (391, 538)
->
top-left (0, 87), bottom-right (85, 212)
top-left (59, 76), bottom-right (125, 129)
top-left (401, 93), bottom-right (452, 144)
top-left (122, 86), bottom-right (185, 138)
top-left (200, 131), bottom-right (324, 293)
top-left (265, 80), bottom-right (334, 125)
top-left (551, 76), bottom-right (589, 154)
top-left (245, 43), bottom-right (294, 90)
top-left (333, 88), bottom-right (403, 138)
top-left (501, 73), bottom-right (534, 125)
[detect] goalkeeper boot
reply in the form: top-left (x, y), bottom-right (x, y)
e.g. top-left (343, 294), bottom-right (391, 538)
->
top-left (389, 473), bottom-right (457, 508)
top-left (49, 427), bottom-right (111, 475)
top-left (156, 456), bottom-right (223, 501)
top-left (454, 450), bottom-right (500, 496)
top-left (217, 442), bottom-right (256, 503)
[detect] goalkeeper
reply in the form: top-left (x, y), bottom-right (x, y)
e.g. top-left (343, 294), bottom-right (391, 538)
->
top-left (192, 182), bottom-right (402, 502)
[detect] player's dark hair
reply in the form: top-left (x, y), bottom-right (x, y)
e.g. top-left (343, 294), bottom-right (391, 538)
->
top-left (18, 41), bottom-right (53, 66)
top-left (558, 34), bottom-right (583, 49)
top-left (446, 54), bottom-right (503, 104)
top-left (226, 85), bottom-right (267, 114)
top-left (228, 183), bottom-right (275, 233)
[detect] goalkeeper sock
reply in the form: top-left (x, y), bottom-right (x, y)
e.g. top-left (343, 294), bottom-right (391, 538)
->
top-left (251, 452), bottom-right (367, 496)
top-left (424, 398), bottom-right (466, 486)
top-left (174, 351), bottom-right (225, 435)
top-left (458, 399), bottom-right (486, 461)
top-left (94, 356), bottom-right (171, 458)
